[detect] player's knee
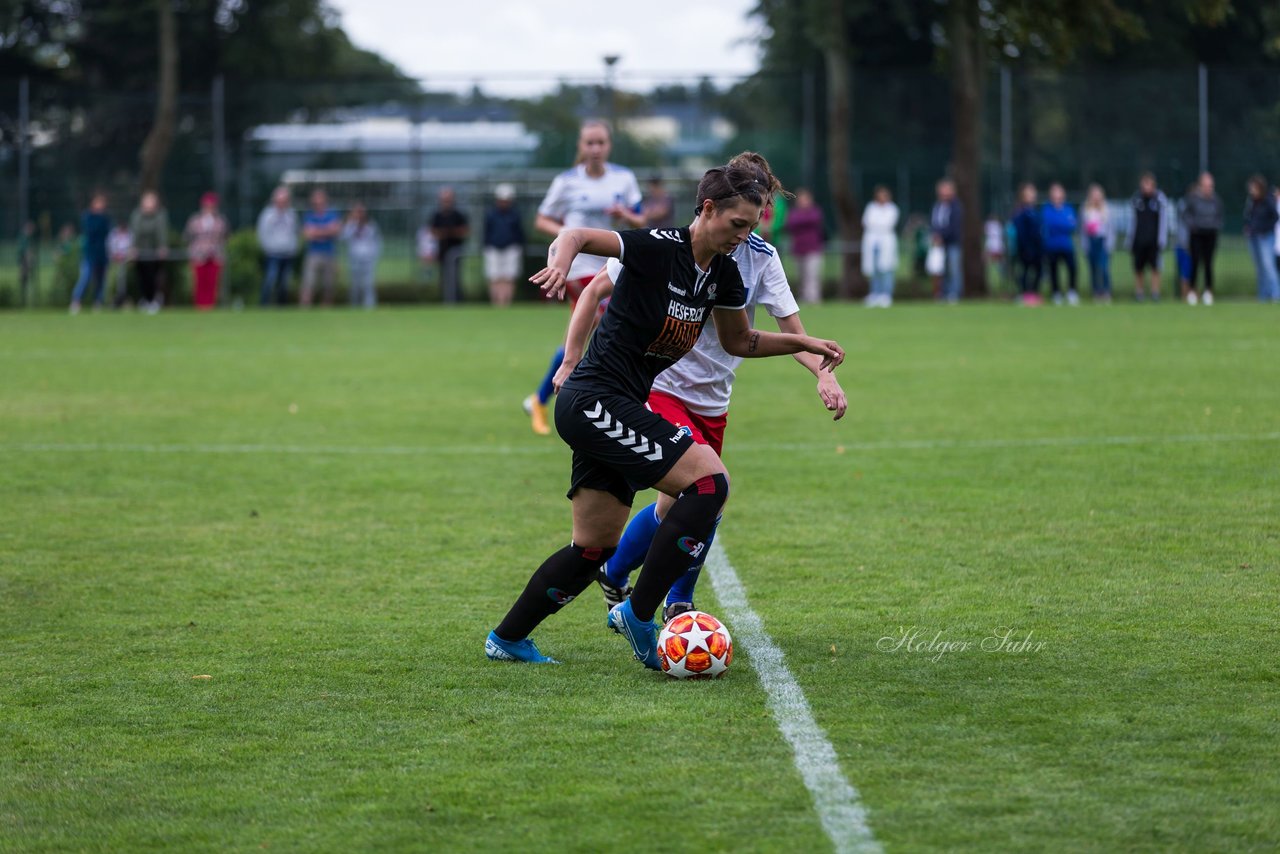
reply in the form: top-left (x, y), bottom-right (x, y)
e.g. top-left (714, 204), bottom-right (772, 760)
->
top-left (680, 472), bottom-right (730, 510)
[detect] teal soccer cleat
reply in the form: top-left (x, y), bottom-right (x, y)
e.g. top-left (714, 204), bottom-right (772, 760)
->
top-left (606, 599), bottom-right (661, 670)
top-left (484, 631), bottom-right (560, 664)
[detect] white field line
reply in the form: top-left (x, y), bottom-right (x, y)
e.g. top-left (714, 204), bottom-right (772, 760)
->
top-left (2, 431), bottom-right (1277, 458)
top-left (705, 542), bottom-right (882, 854)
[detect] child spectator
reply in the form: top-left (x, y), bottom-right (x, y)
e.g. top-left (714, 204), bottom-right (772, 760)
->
top-left (1012, 184), bottom-right (1043, 305)
top-left (107, 221), bottom-right (133, 308)
top-left (1081, 184), bottom-right (1113, 304)
top-left (1041, 182), bottom-right (1079, 305)
top-left (341, 202), bottom-right (381, 309)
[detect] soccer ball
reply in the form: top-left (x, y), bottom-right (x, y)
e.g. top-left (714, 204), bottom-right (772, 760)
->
top-left (658, 610), bottom-right (733, 679)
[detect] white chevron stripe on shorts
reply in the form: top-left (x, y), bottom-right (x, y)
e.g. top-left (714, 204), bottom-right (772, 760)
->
top-left (582, 404), bottom-right (665, 462)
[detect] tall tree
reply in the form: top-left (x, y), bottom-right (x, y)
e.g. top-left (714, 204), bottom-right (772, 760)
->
top-left (138, 0), bottom-right (177, 192)
top-left (814, 0), bottom-right (860, 297)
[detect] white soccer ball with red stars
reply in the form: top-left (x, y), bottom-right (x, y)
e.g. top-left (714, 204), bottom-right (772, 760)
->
top-left (658, 610), bottom-right (733, 679)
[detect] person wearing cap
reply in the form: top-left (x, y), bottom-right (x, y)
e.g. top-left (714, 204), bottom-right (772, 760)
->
top-left (184, 191), bottom-right (229, 310)
top-left (483, 183), bottom-right (525, 306)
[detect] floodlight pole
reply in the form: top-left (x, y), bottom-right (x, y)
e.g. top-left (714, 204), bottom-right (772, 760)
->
top-left (1197, 63), bottom-right (1208, 174)
top-left (1000, 64), bottom-right (1011, 214)
top-left (603, 55), bottom-right (620, 124)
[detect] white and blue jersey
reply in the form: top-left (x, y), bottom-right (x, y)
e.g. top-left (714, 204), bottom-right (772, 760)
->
top-left (607, 232), bottom-right (799, 417)
top-left (538, 163), bottom-right (643, 280)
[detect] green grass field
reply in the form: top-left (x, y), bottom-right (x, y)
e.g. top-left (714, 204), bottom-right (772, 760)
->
top-left (2, 302), bottom-right (1278, 852)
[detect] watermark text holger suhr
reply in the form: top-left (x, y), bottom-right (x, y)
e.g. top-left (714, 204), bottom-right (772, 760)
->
top-left (877, 626), bottom-right (1047, 662)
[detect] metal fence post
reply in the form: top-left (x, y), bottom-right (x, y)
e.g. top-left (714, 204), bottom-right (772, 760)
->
top-left (1198, 63), bottom-right (1208, 175)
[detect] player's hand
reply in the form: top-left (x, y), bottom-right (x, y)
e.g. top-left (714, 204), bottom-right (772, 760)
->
top-left (552, 360), bottom-right (577, 394)
top-left (817, 372), bottom-right (847, 421)
top-left (805, 337), bottom-right (844, 372)
top-left (531, 267), bottom-right (569, 300)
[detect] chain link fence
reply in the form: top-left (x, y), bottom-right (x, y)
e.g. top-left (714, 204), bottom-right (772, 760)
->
top-left (2, 64), bottom-right (1277, 306)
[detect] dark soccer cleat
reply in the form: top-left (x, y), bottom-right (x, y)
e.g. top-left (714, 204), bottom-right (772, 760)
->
top-left (597, 569), bottom-right (632, 621)
top-left (662, 601), bottom-right (695, 624)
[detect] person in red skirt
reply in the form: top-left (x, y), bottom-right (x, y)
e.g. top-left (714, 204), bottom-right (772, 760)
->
top-left (184, 192), bottom-right (228, 310)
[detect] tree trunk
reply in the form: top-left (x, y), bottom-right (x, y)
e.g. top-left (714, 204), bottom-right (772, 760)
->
top-left (139, 0), bottom-right (178, 193)
top-left (823, 0), bottom-right (860, 300)
top-left (948, 0), bottom-right (986, 297)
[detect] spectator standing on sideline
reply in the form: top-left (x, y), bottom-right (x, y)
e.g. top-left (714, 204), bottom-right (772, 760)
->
top-left (641, 175), bottom-right (675, 229)
top-left (430, 187), bottom-right (470, 303)
top-left (415, 223), bottom-right (438, 285)
top-left (860, 185), bottom-right (899, 307)
top-left (300, 188), bottom-right (341, 307)
top-left (17, 221), bottom-right (36, 304)
top-left (984, 213), bottom-right (1007, 291)
top-left (69, 192), bottom-right (111, 314)
top-left (1081, 184), bottom-right (1113, 304)
top-left (1173, 188), bottom-right (1194, 300)
top-left (1243, 174), bottom-right (1280, 302)
top-left (1183, 172), bottom-right (1223, 305)
top-left (184, 191), bottom-right (228, 310)
top-left (930, 178), bottom-right (963, 303)
top-left (1274, 187), bottom-right (1280, 282)
top-left (256, 186), bottom-right (298, 307)
top-left (341, 202), bottom-right (381, 309)
top-left (129, 191), bottom-right (169, 313)
top-left (107, 220), bottom-right (133, 308)
top-left (1127, 172), bottom-right (1169, 302)
top-left (482, 183), bottom-right (525, 307)
top-left (785, 188), bottom-right (825, 303)
top-left (1041, 183), bottom-right (1079, 305)
top-left (1012, 183), bottom-right (1043, 305)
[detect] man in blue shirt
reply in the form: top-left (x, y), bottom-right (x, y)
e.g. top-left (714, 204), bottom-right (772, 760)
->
top-left (300, 188), bottom-right (341, 307)
top-left (69, 192), bottom-right (111, 313)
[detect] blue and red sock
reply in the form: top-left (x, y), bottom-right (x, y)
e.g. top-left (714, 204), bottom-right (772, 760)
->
top-left (603, 502), bottom-right (662, 589)
top-left (537, 347), bottom-right (565, 405)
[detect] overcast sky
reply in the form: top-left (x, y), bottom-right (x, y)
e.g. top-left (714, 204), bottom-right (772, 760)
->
top-left (327, 0), bottom-right (764, 96)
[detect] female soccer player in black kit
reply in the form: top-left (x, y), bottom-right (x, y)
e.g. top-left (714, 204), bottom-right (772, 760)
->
top-left (485, 163), bottom-right (844, 669)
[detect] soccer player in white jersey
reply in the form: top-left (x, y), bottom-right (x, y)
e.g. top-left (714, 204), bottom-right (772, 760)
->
top-left (522, 120), bottom-right (646, 435)
top-left (581, 152), bottom-right (848, 623)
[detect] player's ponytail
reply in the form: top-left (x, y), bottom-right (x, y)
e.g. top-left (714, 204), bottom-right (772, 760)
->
top-left (726, 151), bottom-right (791, 204)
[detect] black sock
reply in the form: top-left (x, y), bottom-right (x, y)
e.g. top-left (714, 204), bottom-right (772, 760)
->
top-left (630, 474), bottom-right (729, 621)
top-left (495, 543), bottom-right (616, 641)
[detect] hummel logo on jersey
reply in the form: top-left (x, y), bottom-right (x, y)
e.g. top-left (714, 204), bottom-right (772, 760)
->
top-left (667, 282), bottom-right (688, 296)
top-left (670, 425), bottom-right (693, 443)
top-left (650, 228), bottom-right (683, 242)
top-left (583, 401), bottom-right (664, 461)
top-left (707, 281), bottom-right (717, 300)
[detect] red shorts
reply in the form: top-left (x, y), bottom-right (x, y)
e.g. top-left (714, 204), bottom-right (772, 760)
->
top-left (646, 390), bottom-right (728, 456)
top-left (566, 275), bottom-right (594, 311)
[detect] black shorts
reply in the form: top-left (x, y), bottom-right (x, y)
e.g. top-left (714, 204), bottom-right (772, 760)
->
top-left (555, 387), bottom-right (695, 506)
top-left (1132, 242), bottom-right (1161, 273)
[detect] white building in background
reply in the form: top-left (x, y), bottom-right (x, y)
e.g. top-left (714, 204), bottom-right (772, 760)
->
top-left (247, 118), bottom-right (540, 174)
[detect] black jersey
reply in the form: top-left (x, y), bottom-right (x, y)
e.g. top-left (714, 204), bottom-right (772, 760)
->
top-left (561, 227), bottom-right (748, 403)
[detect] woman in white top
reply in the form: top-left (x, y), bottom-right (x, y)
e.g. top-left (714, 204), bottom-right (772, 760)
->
top-left (861, 185), bottom-right (899, 307)
top-left (522, 120), bottom-right (646, 435)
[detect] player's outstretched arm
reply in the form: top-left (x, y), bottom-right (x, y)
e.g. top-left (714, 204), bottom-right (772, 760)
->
top-left (553, 269), bottom-right (614, 394)
top-left (776, 313), bottom-right (848, 421)
top-left (712, 307), bottom-right (844, 372)
top-left (529, 228), bottom-right (622, 300)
